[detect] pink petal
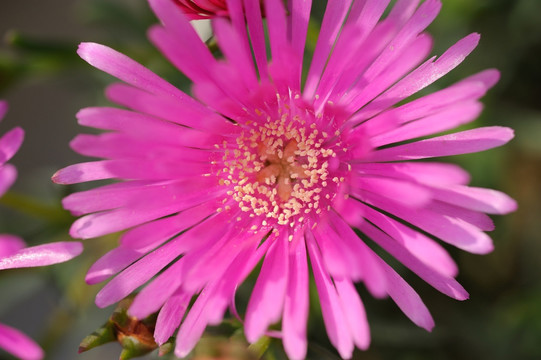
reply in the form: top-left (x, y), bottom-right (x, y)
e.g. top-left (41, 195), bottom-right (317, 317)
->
top-left (304, 0), bottom-right (353, 98)
top-left (77, 42), bottom-right (188, 100)
top-left (351, 175), bottom-right (432, 208)
top-left (282, 234), bottom-right (309, 360)
top-left (362, 192), bottom-right (494, 254)
top-left (0, 242), bottom-right (82, 270)
top-left (244, 235), bottom-right (289, 343)
top-left (358, 213), bottom-right (468, 300)
top-left (307, 234), bottom-right (354, 359)
top-left (356, 32), bottom-right (481, 120)
top-left (0, 164), bottom-right (17, 197)
top-left (353, 203), bottom-right (458, 277)
top-left (212, 18), bottom-right (258, 88)
top-left (365, 126), bottom-right (514, 162)
top-left (371, 101), bottom-right (483, 147)
top-left (334, 278), bottom-right (370, 350)
top-left (353, 162), bottom-right (470, 186)
top-left (264, 0), bottom-right (287, 60)
top-left (154, 289), bottom-right (191, 345)
top-left (85, 246), bottom-right (142, 285)
top-left (243, 0), bottom-right (268, 79)
top-left (376, 254), bottom-right (435, 331)
top-left (0, 323), bottom-right (43, 360)
top-left (431, 185), bottom-right (517, 215)
top-left (0, 127), bottom-right (24, 165)
top-left (129, 258), bottom-right (186, 319)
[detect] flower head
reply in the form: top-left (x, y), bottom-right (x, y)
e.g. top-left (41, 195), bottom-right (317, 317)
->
top-left (0, 101), bottom-right (83, 360)
top-left (54, 0), bottom-right (516, 358)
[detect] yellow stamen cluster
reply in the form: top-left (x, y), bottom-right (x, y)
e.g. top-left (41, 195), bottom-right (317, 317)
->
top-left (217, 107), bottom-right (345, 228)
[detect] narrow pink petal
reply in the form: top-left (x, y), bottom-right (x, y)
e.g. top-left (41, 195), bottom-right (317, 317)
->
top-left (0, 242), bottom-right (82, 270)
top-left (371, 101), bottom-right (483, 147)
top-left (307, 235), bottom-right (354, 359)
top-left (376, 254), bottom-right (435, 331)
top-left (334, 278), bottom-right (370, 350)
top-left (148, 0), bottom-right (216, 78)
top-left (0, 234), bottom-right (25, 258)
top-left (154, 290), bottom-right (191, 345)
top-left (0, 323), bottom-right (43, 360)
top-left (104, 82), bottom-right (238, 134)
top-left (243, 0), bottom-right (268, 79)
top-left (352, 203), bottom-right (458, 277)
top-left (119, 202), bottom-right (215, 251)
top-left (68, 184), bottom-right (222, 239)
top-left (77, 106), bottom-right (233, 140)
top-left (356, 32), bottom-right (480, 120)
top-left (0, 164), bottom-right (17, 197)
top-left (365, 127), bottom-right (514, 162)
top-left (326, 213), bottom-right (388, 298)
top-left (431, 185), bottom-right (517, 215)
top-left (353, 162), bottom-right (470, 186)
top-left (0, 127), bottom-right (24, 165)
top-left (304, 0), bottom-right (353, 98)
top-left (94, 240), bottom-right (184, 308)
top-left (355, 0), bottom-right (440, 88)
top-left (174, 285), bottom-right (215, 358)
top-left (95, 215), bottom-right (230, 307)
top-left (352, 175), bottom-right (432, 208)
top-left (310, 225), bottom-right (353, 279)
top-left (77, 42), bottom-right (188, 100)
top-left (244, 235), bottom-right (289, 343)
top-left (289, 0), bottom-right (312, 74)
top-left (386, 0), bottom-right (421, 25)
top-left (345, 32), bottom-right (433, 113)
top-left (358, 214), bottom-right (468, 300)
top-left (85, 246), bottom-right (142, 285)
top-left (282, 234), bottom-right (309, 360)
top-left (129, 258), bottom-right (186, 319)
top-left (264, 0), bottom-right (287, 59)
top-left (362, 192), bottom-right (494, 254)
top-left (212, 18), bottom-right (258, 88)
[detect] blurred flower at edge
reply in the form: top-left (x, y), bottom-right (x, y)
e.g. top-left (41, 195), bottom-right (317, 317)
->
top-left (0, 100), bottom-right (83, 360)
top-left (53, 0), bottom-right (517, 359)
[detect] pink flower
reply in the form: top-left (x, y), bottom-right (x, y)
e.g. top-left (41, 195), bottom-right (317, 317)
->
top-left (0, 101), bottom-right (83, 360)
top-left (173, 0), bottom-right (229, 19)
top-left (54, 0), bottom-right (516, 358)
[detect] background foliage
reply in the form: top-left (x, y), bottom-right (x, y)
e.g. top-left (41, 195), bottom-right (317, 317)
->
top-left (0, 0), bottom-right (540, 359)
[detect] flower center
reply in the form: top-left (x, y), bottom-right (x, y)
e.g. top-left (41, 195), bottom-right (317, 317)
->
top-left (216, 98), bottom-right (349, 229)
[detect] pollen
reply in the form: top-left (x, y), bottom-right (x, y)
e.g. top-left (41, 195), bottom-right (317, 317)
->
top-left (216, 92), bottom-right (350, 229)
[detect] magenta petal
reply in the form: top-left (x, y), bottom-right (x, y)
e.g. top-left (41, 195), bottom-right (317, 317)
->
top-left (0, 242), bottom-right (82, 270)
top-left (282, 235), bottom-right (309, 360)
top-left (0, 127), bottom-right (24, 165)
top-left (366, 126), bottom-right (514, 162)
top-left (377, 254), bottom-right (435, 331)
top-left (244, 235), bottom-right (289, 343)
top-left (77, 42), bottom-right (188, 100)
top-left (0, 323), bottom-right (44, 360)
top-left (307, 234), bottom-right (354, 359)
top-left (154, 290), bottom-right (190, 345)
top-left (431, 185), bottom-right (517, 215)
top-left (0, 234), bottom-right (25, 258)
top-left (0, 164), bottom-right (17, 198)
top-left (85, 246), bottom-right (142, 285)
top-left (334, 278), bottom-right (370, 350)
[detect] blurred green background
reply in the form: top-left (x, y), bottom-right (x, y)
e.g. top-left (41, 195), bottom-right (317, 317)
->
top-left (0, 0), bottom-right (540, 359)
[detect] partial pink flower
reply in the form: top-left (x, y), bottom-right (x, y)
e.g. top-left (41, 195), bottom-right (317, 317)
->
top-left (173, 0), bottom-right (228, 19)
top-left (54, 0), bottom-right (516, 359)
top-left (0, 101), bottom-right (83, 360)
